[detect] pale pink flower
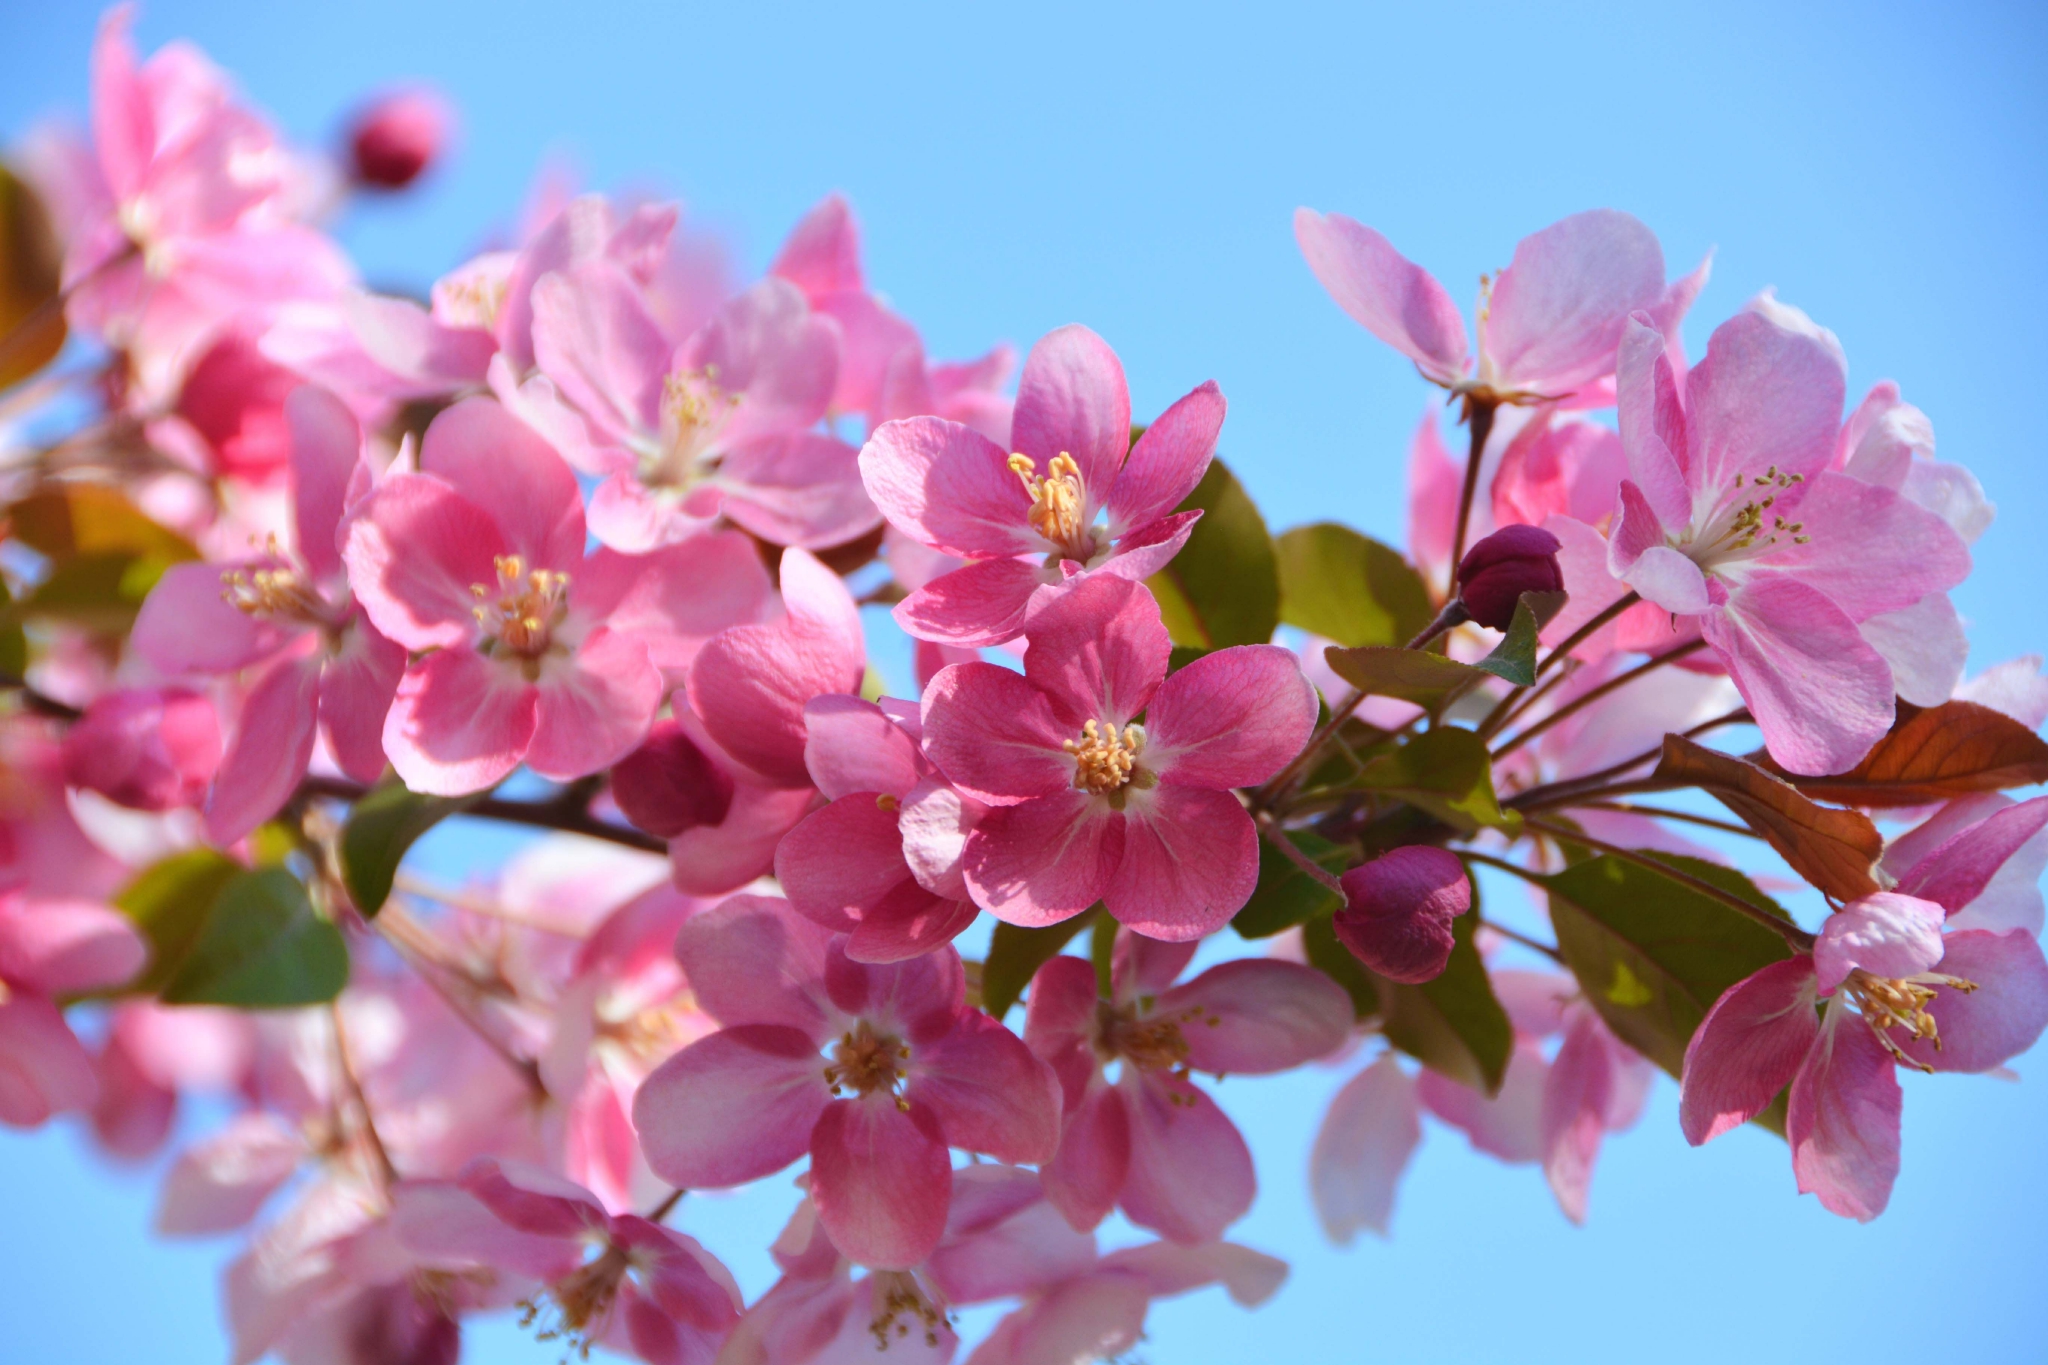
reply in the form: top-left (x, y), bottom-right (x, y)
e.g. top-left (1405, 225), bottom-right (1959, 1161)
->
top-left (860, 324), bottom-right (1221, 645)
top-left (0, 891), bottom-right (146, 1126)
top-left (632, 896), bottom-right (1061, 1269)
top-left (1023, 928), bottom-right (1351, 1243)
top-left (91, 1001), bottom-right (254, 1160)
top-left (1294, 206), bottom-right (1706, 405)
top-left (921, 576), bottom-right (1316, 940)
top-left (1309, 1051), bottom-right (1422, 1242)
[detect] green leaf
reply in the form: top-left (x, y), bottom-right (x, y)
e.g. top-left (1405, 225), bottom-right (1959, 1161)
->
top-left (981, 910), bottom-right (1098, 1018)
top-left (1470, 590), bottom-right (1568, 687)
top-left (113, 849), bottom-right (243, 995)
top-left (1322, 645), bottom-right (1487, 713)
top-left (1145, 458), bottom-right (1278, 648)
top-left (1166, 644), bottom-right (1211, 674)
top-left (1233, 828), bottom-right (1348, 938)
top-left (9, 485), bottom-right (199, 567)
top-left (340, 780), bottom-right (480, 916)
top-left (18, 554), bottom-right (175, 633)
top-left (1275, 523), bottom-right (1433, 648)
top-left (1354, 727), bottom-right (1520, 833)
top-left (1090, 912), bottom-right (1117, 997)
top-left (1544, 854), bottom-right (1793, 1078)
top-left (1376, 909), bottom-right (1514, 1095)
top-left (161, 868), bottom-right (348, 1007)
top-left (1301, 914), bottom-right (1379, 1020)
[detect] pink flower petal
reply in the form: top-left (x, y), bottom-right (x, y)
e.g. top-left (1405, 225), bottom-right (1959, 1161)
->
top-left (318, 619), bottom-right (405, 784)
top-left (803, 695), bottom-right (923, 800)
top-left (1686, 307), bottom-right (1847, 492)
top-left (418, 396), bottom-right (586, 572)
top-left (776, 794), bottom-right (920, 933)
top-left (573, 532), bottom-right (775, 679)
top-left (526, 629), bottom-right (662, 781)
top-left (0, 897), bottom-right (146, 996)
top-left (1896, 929), bottom-right (2048, 1074)
top-left (633, 1024), bottom-right (832, 1189)
top-left (1310, 1054), bottom-right (1420, 1243)
top-left (1486, 210), bottom-right (1664, 397)
top-left (919, 662), bottom-right (1072, 804)
top-left (1293, 209), bottom-right (1468, 387)
top-left (845, 893), bottom-right (979, 965)
top-left (1021, 575), bottom-right (1168, 730)
top-left (809, 1095), bottom-right (952, 1270)
top-left (1157, 958), bottom-right (1352, 1075)
top-left (1540, 1010), bottom-right (1615, 1225)
top-left (770, 193), bottom-right (863, 298)
top-left (1334, 845), bottom-right (1470, 985)
top-left (666, 779), bottom-right (815, 898)
top-left (156, 1112), bottom-right (305, 1235)
top-left (972, 1272), bottom-right (1148, 1365)
top-left (894, 556), bottom-right (1050, 647)
top-left (1814, 893), bottom-right (1946, 995)
top-left (1117, 1070), bottom-right (1254, 1245)
top-left (1896, 795), bottom-right (2048, 919)
top-left (1092, 510), bottom-right (1202, 583)
top-left (965, 792), bottom-right (1121, 928)
top-left (1023, 955), bottom-right (1102, 1110)
top-left (1679, 955), bottom-right (1819, 1145)
top-left (381, 648), bottom-right (538, 796)
top-left (0, 993), bottom-right (98, 1126)
top-left (859, 416), bottom-right (1042, 560)
top-left (671, 895), bottom-right (835, 1035)
top-left (132, 561), bottom-right (294, 676)
top-left (1099, 1240), bottom-right (1288, 1305)
top-left (530, 262), bottom-right (668, 445)
top-left (1789, 1004), bottom-right (1901, 1222)
top-left (1108, 381), bottom-right (1224, 533)
top-left (898, 779), bottom-right (982, 901)
top-left (1040, 1081), bottom-right (1129, 1234)
top-left (1105, 787), bottom-right (1258, 942)
top-left (342, 473), bottom-right (502, 651)
top-left (284, 386), bottom-right (362, 582)
top-left (1010, 325), bottom-right (1132, 524)
top-left (1144, 644), bottom-right (1316, 789)
top-left (205, 652), bottom-right (322, 845)
top-left (1418, 1039), bottom-right (1547, 1164)
top-left (678, 277), bottom-right (839, 445)
top-left (822, 941), bottom-right (964, 1044)
top-left (1769, 473), bottom-right (1971, 621)
top-left (910, 1010), bottom-right (1062, 1164)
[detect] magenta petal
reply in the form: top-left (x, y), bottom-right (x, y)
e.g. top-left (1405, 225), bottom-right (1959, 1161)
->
top-left (898, 779), bottom-right (982, 900)
top-left (342, 474), bottom-right (503, 651)
top-left (667, 780), bottom-right (815, 898)
top-left (318, 619), bottom-right (406, 784)
top-left (1118, 1071), bottom-right (1255, 1245)
top-left (1293, 209), bottom-right (1468, 386)
top-left (1023, 955), bottom-right (1103, 1111)
top-left (526, 629), bottom-right (662, 781)
top-left (1108, 381), bottom-right (1224, 533)
top-left (965, 793), bottom-right (1121, 928)
top-left (0, 994), bottom-right (98, 1126)
top-left (418, 396), bottom-right (586, 571)
top-left (1333, 846), bottom-right (1471, 984)
top-left (132, 561), bottom-right (293, 676)
top-left (1897, 930), bottom-right (2048, 1074)
top-left (1540, 1011), bottom-right (1615, 1225)
top-left (1105, 788), bottom-right (1257, 942)
top-left (809, 1095), bottom-right (952, 1270)
top-left (1310, 1054), bottom-right (1421, 1243)
top-left (632, 1025), bottom-right (831, 1189)
top-left (910, 1011), bottom-right (1062, 1164)
top-left (845, 894), bottom-right (978, 965)
top-left (1789, 1006), bottom-right (1901, 1222)
top-left (1041, 1081), bottom-right (1129, 1234)
top-left (1898, 796), bottom-right (2048, 918)
top-left (1814, 894), bottom-right (1946, 995)
top-left (672, 894), bottom-right (835, 1034)
top-left (803, 695), bottom-right (922, 801)
top-left (1157, 959), bottom-right (1352, 1075)
top-left (821, 940), bottom-right (964, 1043)
top-left (284, 386), bottom-right (361, 582)
top-left (205, 653), bottom-right (321, 846)
top-left (382, 649), bottom-right (537, 796)
top-left (858, 416), bottom-right (1039, 559)
top-left (1094, 510), bottom-right (1201, 583)
top-left (776, 794), bottom-right (916, 932)
top-left (1679, 956), bottom-right (1819, 1145)
top-left (1144, 645), bottom-right (1317, 789)
top-left (894, 557), bottom-right (1049, 648)
top-left (1486, 210), bottom-right (1664, 396)
top-left (1110, 930), bottom-right (1198, 1001)
top-left (919, 662), bottom-right (1071, 804)
top-left (1010, 324), bottom-right (1132, 521)
top-left (1021, 575), bottom-right (1169, 729)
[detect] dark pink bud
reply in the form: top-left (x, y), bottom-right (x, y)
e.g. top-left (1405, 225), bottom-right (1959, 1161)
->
top-left (610, 720), bottom-right (735, 838)
top-left (63, 687), bottom-right (220, 811)
top-left (1455, 524), bottom-right (1563, 630)
top-left (1333, 846), bottom-right (1472, 984)
top-left (346, 89), bottom-right (452, 190)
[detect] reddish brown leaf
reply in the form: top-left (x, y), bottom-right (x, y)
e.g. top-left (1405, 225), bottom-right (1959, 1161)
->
top-left (1770, 701), bottom-right (2048, 807)
top-left (1654, 734), bottom-right (1883, 903)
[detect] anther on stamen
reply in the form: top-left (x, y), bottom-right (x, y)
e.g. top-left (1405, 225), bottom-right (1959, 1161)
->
top-left (1007, 451), bottom-right (1090, 555)
top-left (822, 1021), bottom-right (909, 1106)
top-left (220, 536), bottom-right (331, 626)
top-left (517, 1243), bottom-right (631, 1362)
top-left (868, 1270), bottom-right (950, 1350)
top-left (1843, 967), bottom-right (1979, 1072)
top-left (1065, 720), bottom-right (1148, 797)
top-left (650, 367), bottom-right (740, 486)
top-left (470, 555), bottom-right (570, 659)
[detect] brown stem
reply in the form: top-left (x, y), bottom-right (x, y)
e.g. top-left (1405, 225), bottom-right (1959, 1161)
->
top-left (1257, 815), bottom-right (1345, 894)
top-left (374, 903), bottom-right (547, 1094)
top-left (645, 1188), bottom-right (686, 1223)
top-left (1475, 663), bottom-right (1570, 742)
top-left (329, 1002), bottom-right (400, 1190)
top-left (297, 775), bottom-right (664, 853)
top-left (1570, 801), bottom-right (1763, 840)
top-left (1503, 708), bottom-right (1751, 812)
top-left (1445, 396), bottom-right (1497, 596)
top-left (1492, 639), bottom-right (1707, 761)
top-left (1521, 816), bottom-right (1815, 950)
top-left (1533, 591), bottom-right (1641, 682)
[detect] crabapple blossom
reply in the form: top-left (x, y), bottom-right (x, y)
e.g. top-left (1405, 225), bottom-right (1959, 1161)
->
top-left (1334, 845), bottom-right (1473, 984)
top-left (0, 891), bottom-right (146, 1126)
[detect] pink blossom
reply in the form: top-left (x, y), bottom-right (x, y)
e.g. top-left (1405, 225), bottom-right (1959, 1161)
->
top-left (1334, 846), bottom-right (1473, 984)
top-left (1597, 298), bottom-right (1973, 773)
top-left (859, 324), bottom-right (1221, 645)
top-left (1024, 927), bottom-right (1350, 1243)
top-left (631, 896), bottom-right (1061, 1268)
top-left (921, 575), bottom-right (1316, 939)
top-left (346, 89), bottom-right (451, 191)
top-left (1682, 815), bottom-right (2048, 1218)
top-left (342, 396), bottom-right (765, 794)
top-left (1294, 206), bottom-right (1705, 405)
top-left (61, 685), bottom-right (219, 811)
top-left (133, 386), bottom-right (404, 840)
top-left (0, 891), bottom-right (147, 1126)
top-left (1309, 1051), bottom-right (1422, 1242)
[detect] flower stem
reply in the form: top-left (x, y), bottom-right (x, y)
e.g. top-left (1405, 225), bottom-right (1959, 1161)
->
top-left (1532, 591), bottom-right (1641, 682)
top-left (297, 775), bottom-right (664, 853)
top-left (1445, 396), bottom-right (1498, 596)
top-left (1256, 814), bottom-right (1345, 894)
top-left (1491, 639), bottom-right (1707, 761)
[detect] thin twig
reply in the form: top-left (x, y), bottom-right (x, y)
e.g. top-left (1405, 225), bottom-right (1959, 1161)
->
top-left (1503, 708), bottom-right (1751, 813)
top-left (1532, 591), bottom-right (1641, 682)
top-left (1445, 397), bottom-right (1497, 596)
top-left (1570, 801), bottom-right (1763, 840)
top-left (1492, 639), bottom-right (1707, 760)
top-left (329, 1002), bottom-right (400, 1190)
top-left (1256, 815), bottom-right (1346, 894)
top-left (645, 1188), bottom-right (686, 1224)
top-left (296, 775), bottom-right (664, 853)
top-left (1475, 662), bottom-right (1571, 742)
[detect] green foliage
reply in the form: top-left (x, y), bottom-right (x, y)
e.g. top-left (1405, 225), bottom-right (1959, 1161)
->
top-left (1354, 727), bottom-right (1520, 833)
top-left (1470, 590), bottom-right (1568, 687)
top-left (340, 780), bottom-right (480, 916)
top-left (1274, 523), bottom-right (1432, 648)
top-left (1321, 645), bottom-right (1486, 714)
top-left (1301, 914), bottom-right (1379, 1019)
top-left (161, 868), bottom-right (348, 1007)
top-left (113, 849), bottom-right (243, 995)
top-left (1544, 853), bottom-right (1792, 1078)
top-left (1146, 458), bottom-right (1279, 648)
top-left (1233, 828), bottom-right (1348, 938)
top-left (0, 165), bottom-right (65, 389)
top-left (5, 485), bottom-right (200, 636)
top-left (981, 910), bottom-right (1098, 1018)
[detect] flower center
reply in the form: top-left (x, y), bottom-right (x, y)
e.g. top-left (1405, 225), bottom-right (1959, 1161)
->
top-left (868, 1270), bottom-right (950, 1350)
top-left (221, 537), bottom-right (335, 630)
top-left (471, 555), bottom-right (569, 660)
top-left (1065, 720), bottom-right (1152, 800)
top-left (1843, 967), bottom-right (1978, 1072)
top-left (823, 1021), bottom-right (909, 1107)
top-left (649, 366), bottom-right (739, 488)
top-left (1008, 451), bottom-right (1093, 558)
top-left (518, 1241), bottom-right (631, 1355)
top-left (1690, 467), bottom-right (1810, 566)
top-left (1099, 1000), bottom-right (1190, 1073)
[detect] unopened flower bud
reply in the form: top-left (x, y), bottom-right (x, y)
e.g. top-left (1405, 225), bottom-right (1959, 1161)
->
top-left (346, 89), bottom-right (452, 190)
top-left (1334, 846), bottom-right (1472, 984)
top-left (1455, 525), bottom-right (1563, 631)
top-left (62, 687), bottom-right (220, 811)
top-left (610, 720), bottom-right (735, 838)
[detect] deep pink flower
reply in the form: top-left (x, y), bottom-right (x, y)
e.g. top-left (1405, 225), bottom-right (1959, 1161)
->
top-left (1601, 300), bottom-right (1972, 773)
top-left (1682, 801), bottom-right (2048, 1219)
top-left (392, 1158), bottom-right (741, 1365)
top-left (132, 386), bottom-right (405, 841)
top-left (347, 89), bottom-right (451, 191)
top-left (61, 685), bottom-right (219, 811)
top-left (921, 575), bottom-right (1316, 940)
top-left (1294, 206), bottom-right (1706, 405)
top-left (0, 891), bottom-right (146, 1127)
top-left (342, 396), bottom-right (766, 794)
top-left (1334, 846), bottom-right (1473, 984)
top-left (1024, 928), bottom-right (1350, 1243)
top-left (859, 324), bottom-right (1221, 646)
top-left (632, 896), bottom-right (1061, 1269)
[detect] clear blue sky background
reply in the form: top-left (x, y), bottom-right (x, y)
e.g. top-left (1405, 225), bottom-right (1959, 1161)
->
top-left (3, 2), bottom-right (2046, 1362)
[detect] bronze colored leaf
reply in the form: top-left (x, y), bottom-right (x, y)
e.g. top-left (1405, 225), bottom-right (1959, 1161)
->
top-left (1654, 734), bottom-right (1883, 902)
top-left (1772, 701), bottom-right (2048, 807)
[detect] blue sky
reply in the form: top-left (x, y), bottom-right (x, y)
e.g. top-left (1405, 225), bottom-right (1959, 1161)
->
top-left (2, 1), bottom-right (2045, 1361)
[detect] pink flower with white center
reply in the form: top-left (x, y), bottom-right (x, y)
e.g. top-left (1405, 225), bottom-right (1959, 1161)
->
top-left (132, 385), bottom-right (405, 842)
top-left (1682, 800), bottom-right (2048, 1220)
top-left (1294, 206), bottom-right (1706, 407)
top-left (342, 396), bottom-right (763, 795)
top-left (0, 891), bottom-right (146, 1126)
top-left (1601, 301), bottom-right (1973, 774)
top-left (775, 694), bottom-right (985, 963)
top-left (921, 575), bottom-right (1317, 940)
top-left (392, 1158), bottom-right (741, 1365)
top-left (1024, 928), bottom-right (1351, 1243)
top-left (530, 260), bottom-right (871, 552)
top-left (631, 897), bottom-right (1058, 1269)
top-left (859, 324), bottom-right (1223, 646)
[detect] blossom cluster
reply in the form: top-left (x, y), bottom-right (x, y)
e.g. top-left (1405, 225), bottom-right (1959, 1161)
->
top-left (1, 10), bottom-right (2044, 1364)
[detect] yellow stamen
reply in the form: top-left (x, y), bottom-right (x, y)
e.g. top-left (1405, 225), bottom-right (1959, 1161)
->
top-left (1843, 967), bottom-right (1979, 1073)
top-left (823, 1021), bottom-right (911, 1109)
top-left (1065, 720), bottom-right (1148, 796)
top-left (470, 555), bottom-right (570, 659)
top-left (1007, 451), bottom-right (1089, 555)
